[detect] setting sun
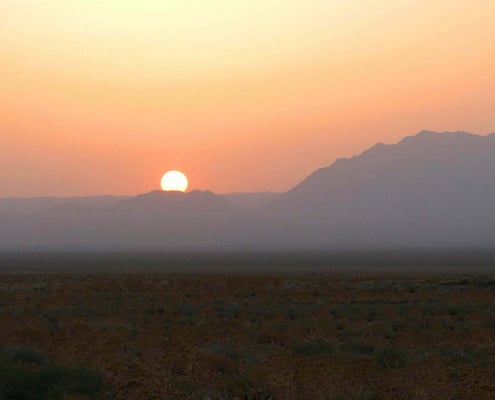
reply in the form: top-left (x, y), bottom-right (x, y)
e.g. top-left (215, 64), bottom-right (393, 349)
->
top-left (161, 170), bottom-right (188, 192)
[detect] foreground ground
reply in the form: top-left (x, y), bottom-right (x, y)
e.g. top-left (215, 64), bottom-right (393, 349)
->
top-left (1, 269), bottom-right (495, 399)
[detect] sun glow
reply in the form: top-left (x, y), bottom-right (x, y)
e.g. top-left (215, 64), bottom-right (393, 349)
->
top-left (1, 1), bottom-right (494, 196)
top-left (161, 170), bottom-right (188, 192)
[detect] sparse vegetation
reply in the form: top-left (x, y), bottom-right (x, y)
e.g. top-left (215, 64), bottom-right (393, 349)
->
top-left (0, 346), bottom-right (105, 399)
top-left (1, 271), bottom-right (495, 399)
top-left (294, 339), bottom-right (335, 357)
top-left (373, 345), bottom-right (410, 369)
top-left (341, 342), bottom-right (376, 358)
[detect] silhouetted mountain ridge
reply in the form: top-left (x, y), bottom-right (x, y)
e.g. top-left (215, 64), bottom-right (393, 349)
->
top-left (282, 130), bottom-right (495, 210)
top-left (1, 130), bottom-right (495, 250)
top-left (112, 189), bottom-right (230, 213)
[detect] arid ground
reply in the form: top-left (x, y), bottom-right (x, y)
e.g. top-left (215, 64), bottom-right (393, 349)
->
top-left (1, 263), bottom-right (495, 399)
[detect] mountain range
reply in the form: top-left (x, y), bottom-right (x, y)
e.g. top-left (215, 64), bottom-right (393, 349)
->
top-left (2, 130), bottom-right (495, 250)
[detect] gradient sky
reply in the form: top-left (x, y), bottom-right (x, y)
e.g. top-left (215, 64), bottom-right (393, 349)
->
top-left (1, 0), bottom-right (494, 196)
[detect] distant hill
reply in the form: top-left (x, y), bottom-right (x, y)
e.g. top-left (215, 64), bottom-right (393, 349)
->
top-left (275, 130), bottom-right (495, 247)
top-left (1, 130), bottom-right (495, 250)
top-left (0, 195), bottom-right (126, 216)
top-left (220, 192), bottom-right (280, 209)
top-left (283, 130), bottom-right (495, 208)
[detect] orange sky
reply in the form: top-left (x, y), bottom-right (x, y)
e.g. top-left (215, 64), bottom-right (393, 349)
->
top-left (1, 0), bottom-right (494, 196)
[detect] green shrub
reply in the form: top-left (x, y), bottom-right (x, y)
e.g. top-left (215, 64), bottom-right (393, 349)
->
top-left (373, 345), bottom-right (409, 369)
top-left (437, 346), bottom-right (476, 365)
top-left (396, 303), bottom-right (410, 318)
top-left (0, 347), bottom-right (105, 399)
top-left (1, 346), bottom-right (48, 365)
top-left (178, 303), bottom-right (199, 317)
top-left (342, 343), bottom-right (375, 357)
top-left (382, 325), bottom-right (397, 340)
top-left (294, 339), bottom-right (334, 357)
top-left (205, 342), bottom-right (241, 360)
top-left (215, 301), bottom-right (240, 320)
top-left (176, 303), bottom-right (200, 324)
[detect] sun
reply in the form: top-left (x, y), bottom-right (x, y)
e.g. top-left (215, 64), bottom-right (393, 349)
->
top-left (161, 170), bottom-right (188, 192)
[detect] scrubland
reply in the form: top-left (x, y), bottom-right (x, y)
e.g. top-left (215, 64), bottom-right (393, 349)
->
top-left (1, 270), bottom-right (495, 399)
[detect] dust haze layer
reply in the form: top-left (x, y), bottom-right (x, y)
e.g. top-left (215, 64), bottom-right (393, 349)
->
top-left (1, 130), bottom-right (495, 251)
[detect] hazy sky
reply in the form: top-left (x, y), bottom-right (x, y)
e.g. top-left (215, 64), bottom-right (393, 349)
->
top-left (1, 0), bottom-right (494, 196)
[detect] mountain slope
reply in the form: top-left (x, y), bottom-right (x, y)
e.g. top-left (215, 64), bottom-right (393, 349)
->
top-left (283, 130), bottom-right (495, 209)
top-left (274, 130), bottom-right (495, 247)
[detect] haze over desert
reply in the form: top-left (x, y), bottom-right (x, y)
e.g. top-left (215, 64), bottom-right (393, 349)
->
top-left (1, 1), bottom-right (494, 399)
